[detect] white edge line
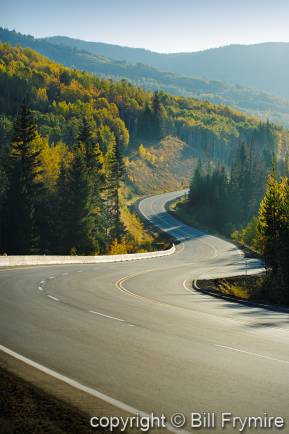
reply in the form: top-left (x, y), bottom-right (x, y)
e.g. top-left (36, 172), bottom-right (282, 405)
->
top-left (47, 295), bottom-right (59, 302)
top-left (215, 344), bottom-right (289, 365)
top-left (0, 344), bottom-right (188, 434)
top-left (89, 310), bottom-right (125, 322)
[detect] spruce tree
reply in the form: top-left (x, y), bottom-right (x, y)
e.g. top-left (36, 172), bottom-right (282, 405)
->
top-left (77, 116), bottom-right (104, 248)
top-left (4, 102), bottom-right (42, 254)
top-left (151, 91), bottom-right (163, 138)
top-left (0, 156), bottom-right (7, 252)
top-left (65, 145), bottom-right (100, 254)
top-left (78, 117), bottom-right (96, 170)
top-left (53, 161), bottom-right (71, 253)
top-left (105, 138), bottom-right (125, 244)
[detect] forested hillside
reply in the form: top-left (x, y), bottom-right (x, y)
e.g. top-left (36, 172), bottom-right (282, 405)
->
top-left (2, 28), bottom-right (289, 126)
top-left (0, 42), bottom-right (288, 254)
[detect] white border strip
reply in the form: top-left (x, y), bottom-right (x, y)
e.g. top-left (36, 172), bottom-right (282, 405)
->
top-left (0, 345), bottom-right (142, 413)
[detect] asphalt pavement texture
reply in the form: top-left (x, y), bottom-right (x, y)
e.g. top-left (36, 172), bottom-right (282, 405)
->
top-left (1, 190), bottom-right (288, 433)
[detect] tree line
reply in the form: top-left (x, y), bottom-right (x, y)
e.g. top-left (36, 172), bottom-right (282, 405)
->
top-left (187, 138), bottom-right (270, 234)
top-left (186, 143), bottom-right (289, 303)
top-left (0, 42), bottom-right (283, 172)
top-left (0, 102), bottom-right (125, 255)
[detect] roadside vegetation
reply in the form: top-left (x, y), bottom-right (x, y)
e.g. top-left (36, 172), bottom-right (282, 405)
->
top-left (175, 155), bottom-right (289, 305)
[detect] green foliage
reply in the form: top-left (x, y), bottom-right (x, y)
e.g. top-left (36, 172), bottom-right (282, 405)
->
top-left (188, 162), bottom-right (230, 233)
top-left (3, 28), bottom-right (289, 127)
top-left (0, 42), bottom-right (288, 256)
top-left (3, 102), bottom-right (43, 253)
top-left (104, 139), bottom-right (126, 243)
top-left (231, 217), bottom-right (259, 251)
top-left (65, 146), bottom-right (100, 254)
top-left (257, 173), bottom-right (289, 303)
top-left (184, 132), bottom-right (274, 236)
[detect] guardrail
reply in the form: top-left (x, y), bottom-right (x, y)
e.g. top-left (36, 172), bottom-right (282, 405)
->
top-left (0, 244), bottom-right (176, 267)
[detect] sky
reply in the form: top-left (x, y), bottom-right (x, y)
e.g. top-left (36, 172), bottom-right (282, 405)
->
top-left (2, 0), bottom-right (289, 53)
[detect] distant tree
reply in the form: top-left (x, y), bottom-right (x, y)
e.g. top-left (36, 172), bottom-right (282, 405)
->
top-left (140, 103), bottom-right (153, 139)
top-left (188, 160), bottom-right (204, 206)
top-left (188, 161), bottom-right (229, 233)
top-left (78, 116), bottom-right (96, 170)
top-left (0, 155), bottom-right (7, 251)
top-left (230, 140), bottom-right (267, 225)
top-left (53, 161), bottom-right (71, 253)
top-left (151, 91), bottom-right (163, 138)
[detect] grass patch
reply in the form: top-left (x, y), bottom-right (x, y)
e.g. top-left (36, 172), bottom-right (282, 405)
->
top-left (217, 279), bottom-right (250, 299)
top-left (197, 274), bottom-right (289, 306)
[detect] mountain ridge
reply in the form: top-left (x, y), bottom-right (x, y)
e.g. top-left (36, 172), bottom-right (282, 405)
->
top-left (45, 35), bottom-right (289, 99)
top-left (2, 28), bottom-right (289, 126)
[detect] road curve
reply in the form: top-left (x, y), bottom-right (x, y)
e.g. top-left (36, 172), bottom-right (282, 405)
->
top-left (1, 190), bottom-right (289, 433)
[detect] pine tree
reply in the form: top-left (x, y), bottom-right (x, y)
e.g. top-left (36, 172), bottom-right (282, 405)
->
top-left (151, 91), bottom-right (163, 138)
top-left (188, 160), bottom-right (204, 206)
top-left (0, 155), bottom-right (7, 252)
top-left (65, 145), bottom-right (100, 254)
top-left (3, 102), bottom-right (43, 253)
top-left (230, 142), bottom-right (250, 225)
top-left (53, 161), bottom-right (71, 253)
top-left (78, 117), bottom-right (96, 170)
top-left (77, 116), bottom-right (104, 248)
top-left (105, 138), bottom-right (125, 245)
top-left (140, 103), bottom-right (153, 139)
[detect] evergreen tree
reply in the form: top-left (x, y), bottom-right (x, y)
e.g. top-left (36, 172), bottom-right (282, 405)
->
top-left (78, 117), bottom-right (96, 170)
top-left (77, 116), bottom-right (104, 248)
top-left (53, 161), bottom-right (71, 253)
top-left (105, 138), bottom-right (125, 244)
top-left (151, 91), bottom-right (163, 138)
top-left (188, 161), bottom-right (229, 233)
top-left (3, 102), bottom-right (43, 253)
top-left (188, 160), bottom-right (204, 206)
top-left (230, 140), bottom-right (267, 226)
top-left (140, 103), bottom-right (153, 139)
top-left (0, 155), bottom-right (7, 251)
top-left (65, 145), bottom-right (100, 254)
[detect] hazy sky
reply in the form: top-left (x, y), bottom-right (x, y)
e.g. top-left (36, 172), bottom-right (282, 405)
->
top-left (2, 0), bottom-right (289, 53)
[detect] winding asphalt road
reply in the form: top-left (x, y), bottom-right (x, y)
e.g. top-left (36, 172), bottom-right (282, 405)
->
top-left (1, 190), bottom-right (289, 433)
